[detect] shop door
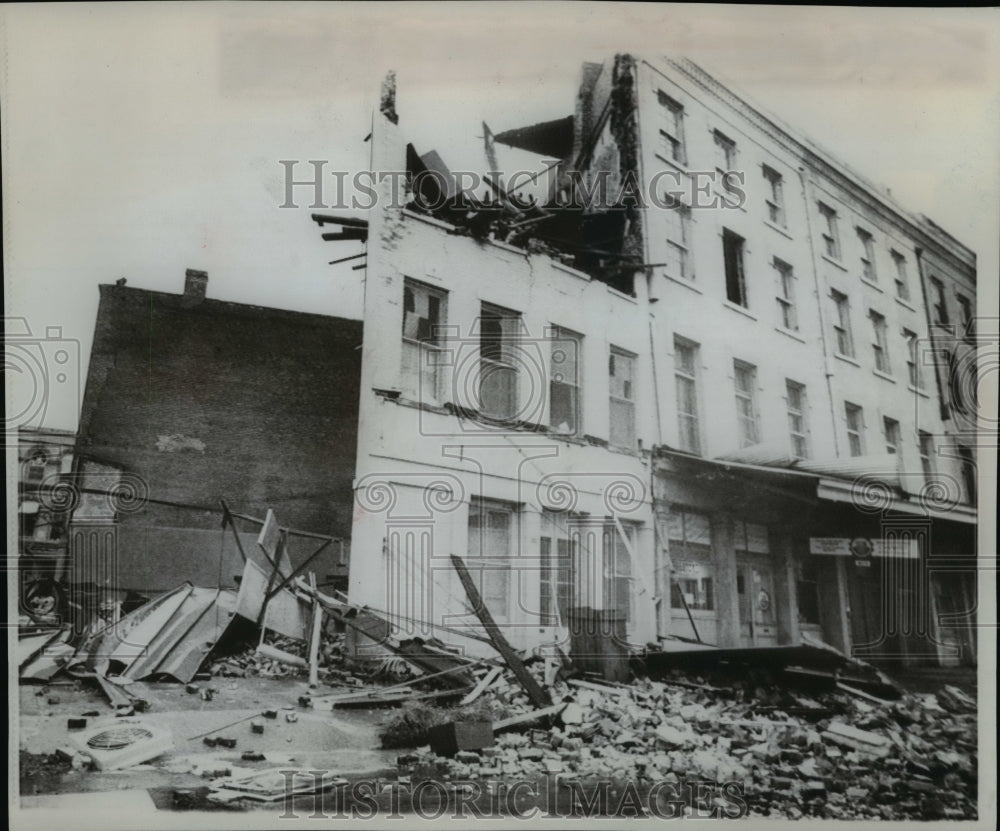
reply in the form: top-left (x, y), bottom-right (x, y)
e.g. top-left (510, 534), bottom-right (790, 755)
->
top-left (737, 559), bottom-right (778, 647)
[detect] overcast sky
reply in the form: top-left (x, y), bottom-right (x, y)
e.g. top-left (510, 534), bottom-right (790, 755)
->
top-left (3, 3), bottom-right (998, 433)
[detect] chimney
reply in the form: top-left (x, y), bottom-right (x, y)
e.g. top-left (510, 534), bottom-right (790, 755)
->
top-left (182, 269), bottom-right (208, 307)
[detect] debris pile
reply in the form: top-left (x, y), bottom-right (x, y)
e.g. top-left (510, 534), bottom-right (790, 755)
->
top-left (396, 669), bottom-right (978, 820)
top-left (206, 631), bottom-right (349, 680)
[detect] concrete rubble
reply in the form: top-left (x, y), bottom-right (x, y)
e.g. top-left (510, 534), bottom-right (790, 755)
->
top-left (395, 663), bottom-right (978, 820)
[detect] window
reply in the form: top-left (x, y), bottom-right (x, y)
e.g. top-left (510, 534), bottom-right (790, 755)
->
top-left (774, 258), bottom-right (797, 331)
top-left (957, 294), bottom-right (974, 340)
top-left (723, 228), bottom-right (747, 307)
top-left (929, 276), bottom-right (949, 325)
top-left (892, 250), bottom-right (910, 301)
top-left (958, 445), bottom-right (976, 504)
top-left (786, 380), bottom-right (809, 459)
top-left (467, 499), bottom-right (515, 618)
top-left (903, 328), bottom-right (921, 388)
top-left (883, 417), bottom-right (901, 456)
top-left (609, 348), bottom-right (636, 450)
top-left (845, 402), bottom-right (865, 457)
top-left (734, 520), bottom-right (770, 556)
top-left (549, 327), bottom-right (581, 435)
top-left (919, 431), bottom-right (935, 481)
top-left (540, 511), bottom-right (576, 626)
top-left (762, 165), bottom-right (785, 226)
top-left (796, 559), bottom-right (821, 625)
top-left (668, 508), bottom-right (714, 611)
top-left (664, 205), bottom-right (692, 281)
top-left (870, 310), bottom-right (890, 374)
top-left (658, 92), bottom-right (686, 165)
top-left (713, 130), bottom-right (737, 195)
top-left (479, 303), bottom-right (520, 420)
top-left (831, 290), bottom-right (854, 357)
top-left (857, 228), bottom-right (877, 282)
top-left (674, 337), bottom-right (700, 454)
top-left (818, 202), bottom-right (841, 259)
top-left (603, 522), bottom-right (636, 624)
top-left (402, 280), bottom-right (447, 401)
top-left (733, 360), bottom-right (760, 447)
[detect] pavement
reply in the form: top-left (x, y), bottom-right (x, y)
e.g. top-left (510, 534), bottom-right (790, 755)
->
top-left (16, 676), bottom-right (398, 811)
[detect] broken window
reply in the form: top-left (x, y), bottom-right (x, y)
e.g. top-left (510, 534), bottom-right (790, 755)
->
top-left (786, 380), bottom-right (808, 460)
top-left (608, 347), bottom-right (636, 450)
top-left (723, 228), bottom-right (747, 307)
top-left (818, 202), bottom-right (841, 259)
top-left (401, 279), bottom-right (447, 403)
top-left (774, 258), bottom-right (797, 331)
top-left (549, 327), bottom-right (582, 435)
top-left (467, 499), bottom-right (515, 618)
top-left (831, 289), bottom-right (854, 357)
top-left (870, 310), bottom-right (890, 374)
top-left (762, 164), bottom-right (785, 226)
top-left (857, 228), bottom-right (877, 282)
top-left (733, 360), bottom-right (759, 447)
top-left (845, 402), bottom-right (865, 457)
top-left (479, 303), bottom-right (520, 421)
top-left (657, 92), bottom-right (686, 165)
top-left (892, 250), bottom-right (910, 301)
top-left (668, 508), bottom-right (714, 611)
top-left (674, 336), bottom-right (700, 454)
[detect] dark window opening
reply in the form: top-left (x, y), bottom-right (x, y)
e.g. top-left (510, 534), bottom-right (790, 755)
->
top-left (723, 229), bottom-right (747, 307)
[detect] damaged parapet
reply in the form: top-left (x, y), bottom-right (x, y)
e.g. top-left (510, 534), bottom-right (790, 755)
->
top-left (316, 56), bottom-right (653, 296)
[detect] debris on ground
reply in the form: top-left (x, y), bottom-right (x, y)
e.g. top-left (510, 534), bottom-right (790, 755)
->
top-left (391, 664), bottom-right (977, 820)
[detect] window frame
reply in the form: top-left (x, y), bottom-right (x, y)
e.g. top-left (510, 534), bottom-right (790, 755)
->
top-left (762, 164), bottom-right (785, 227)
top-left (733, 359), bottom-right (760, 448)
top-left (845, 402), bottom-right (865, 457)
top-left (466, 498), bottom-right (517, 619)
top-left (723, 228), bottom-right (748, 307)
top-left (785, 379), bottom-right (809, 460)
top-left (774, 257), bottom-right (797, 331)
top-left (883, 416), bottom-right (901, 456)
top-left (548, 325), bottom-right (583, 436)
top-left (478, 302), bottom-right (521, 421)
top-left (401, 278), bottom-right (448, 402)
top-left (857, 227), bottom-right (877, 283)
top-left (891, 250), bottom-right (910, 301)
top-left (818, 202), bottom-right (841, 260)
top-left (673, 336), bottom-right (701, 455)
top-left (831, 289), bottom-right (854, 358)
top-left (870, 309), bottom-right (891, 374)
top-left (658, 92), bottom-right (687, 166)
top-left (608, 346), bottom-right (637, 450)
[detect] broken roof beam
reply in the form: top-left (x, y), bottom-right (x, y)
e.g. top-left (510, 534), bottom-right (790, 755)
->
top-left (321, 228), bottom-right (368, 243)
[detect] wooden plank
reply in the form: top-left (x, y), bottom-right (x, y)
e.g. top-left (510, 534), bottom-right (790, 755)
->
top-left (492, 703), bottom-right (567, 733)
top-left (307, 574), bottom-right (322, 687)
top-left (450, 555), bottom-right (551, 708)
top-left (460, 667), bottom-right (502, 705)
top-left (567, 678), bottom-right (630, 697)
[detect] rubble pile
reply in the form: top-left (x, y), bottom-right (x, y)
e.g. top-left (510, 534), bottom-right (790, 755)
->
top-left (400, 669), bottom-right (978, 820)
top-left (206, 631), bottom-right (350, 680)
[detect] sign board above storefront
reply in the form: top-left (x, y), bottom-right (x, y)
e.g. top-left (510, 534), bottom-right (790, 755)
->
top-left (809, 537), bottom-right (919, 559)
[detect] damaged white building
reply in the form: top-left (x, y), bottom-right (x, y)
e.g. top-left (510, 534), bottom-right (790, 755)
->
top-left (328, 55), bottom-right (978, 668)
